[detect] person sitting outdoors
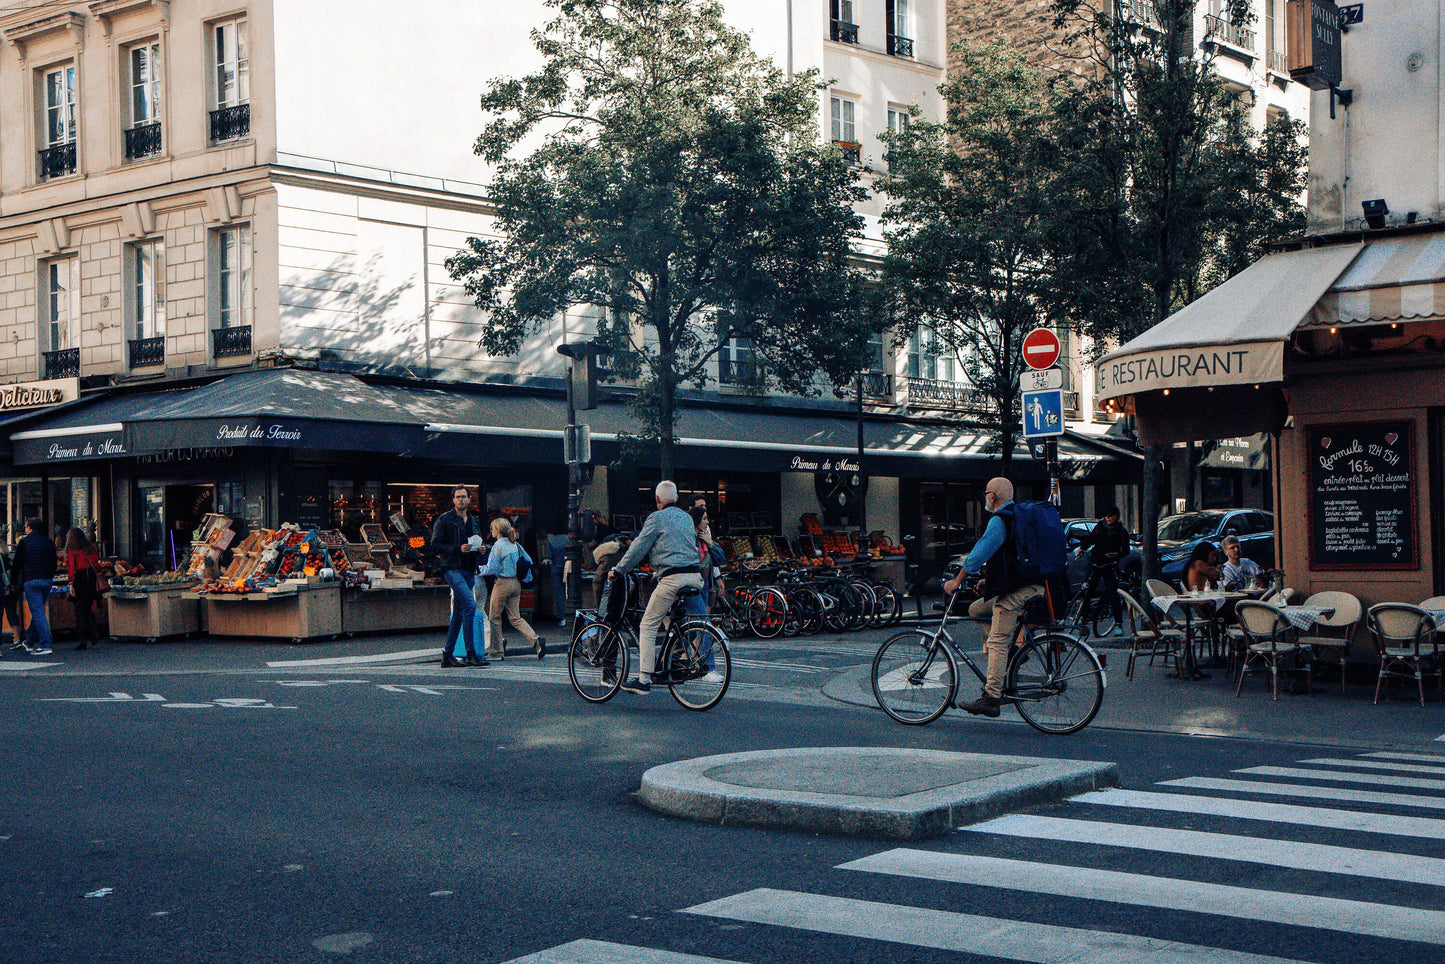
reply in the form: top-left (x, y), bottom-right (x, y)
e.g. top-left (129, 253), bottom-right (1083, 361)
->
top-left (1183, 542), bottom-right (1221, 592)
top-left (1219, 535), bottom-right (1264, 591)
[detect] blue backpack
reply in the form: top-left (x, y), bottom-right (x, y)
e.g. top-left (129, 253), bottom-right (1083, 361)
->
top-left (1001, 501), bottom-right (1068, 582)
top-left (514, 547), bottom-right (534, 586)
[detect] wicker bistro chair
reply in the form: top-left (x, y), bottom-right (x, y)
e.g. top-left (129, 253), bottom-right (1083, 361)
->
top-left (1235, 601), bottom-right (1309, 701)
top-left (1419, 596), bottom-right (1445, 611)
top-left (1366, 604), bottom-right (1442, 707)
top-left (1118, 589), bottom-right (1184, 680)
top-left (1145, 579), bottom-right (1175, 601)
top-left (1296, 591), bottom-right (1363, 691)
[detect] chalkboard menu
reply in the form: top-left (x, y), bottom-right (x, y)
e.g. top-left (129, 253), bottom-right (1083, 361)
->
top-left (1307, 421), bottom-right (1417, 570)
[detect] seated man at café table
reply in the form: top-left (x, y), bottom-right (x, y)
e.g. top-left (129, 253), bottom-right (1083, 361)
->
top-left (1219, 535), bottom-right (1264, 591)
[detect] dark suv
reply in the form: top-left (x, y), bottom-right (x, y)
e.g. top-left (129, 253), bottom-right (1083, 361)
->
top-left (1157, 509), bottom-right (1275, 585)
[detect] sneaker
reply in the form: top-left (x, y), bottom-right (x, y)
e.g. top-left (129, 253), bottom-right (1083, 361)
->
top-left (30, 646), bottom-right (53, 656)
top-left (1112, 625), bottom-right (1126, 637)
top-left (620, 677), bottom-right (652, 695)
top-left (702, 670), bottom-right (726, 684)
top-left (8, 639), bottom-right (25, 651)
top-left (957, 691), bottom-right (1001, 718)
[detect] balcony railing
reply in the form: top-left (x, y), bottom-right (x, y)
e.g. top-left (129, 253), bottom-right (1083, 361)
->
top-left (901, 376), bottom-right (990, 414)
top-left (124, 122), bottom-right (163, 160)
top-left (859, 371), bottom-right (893, 400)
top-left (128, 336), bottom-right (165, 368)
top-left (211, 325), bottom-right (252, 359)
top-left (43, 348), bottom-right (79, 379)
top-left (887, 34), bottom-right (914, 57)
top-left (829, 19), bottom-right (858, 44)
top-left (1203, 14), bottom-right (1255, 54)
top-left (1120, 0), bottom-right (1162, 31)
top-left (1266, 48), bottom-right (1287, 75)
top-left (38, 142), bottom-right (76, 180)
top-left (834, 140), bottom-right (861, 166)
top-left (209, 103), bottom-right (250, 142)
top-left (719, 357), bottom-right (761, 390)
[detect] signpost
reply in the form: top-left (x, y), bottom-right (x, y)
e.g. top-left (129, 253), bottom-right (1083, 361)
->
top-left (1019, 329), bottom-right (1064, 504)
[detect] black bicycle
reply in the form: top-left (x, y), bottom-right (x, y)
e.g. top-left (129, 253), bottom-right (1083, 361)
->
top-left (870, 590), bottom-right (1106, 735)
top-left (568, 571), bottom-right (732, 711)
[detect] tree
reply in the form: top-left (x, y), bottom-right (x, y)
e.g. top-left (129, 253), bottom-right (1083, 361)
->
top-left (1045, 0), bottom-right (1306, 579)
top-left (446, 0), bottom-right (876, 478)
top-left (876, 40), bottom-right (1067, 475)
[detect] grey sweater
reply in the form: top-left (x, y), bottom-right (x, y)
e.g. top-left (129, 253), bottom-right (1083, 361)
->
top-left (613, 505), bottom-right (698, 576)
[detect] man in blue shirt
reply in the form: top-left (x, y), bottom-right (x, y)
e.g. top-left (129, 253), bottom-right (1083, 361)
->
top-left (942, 477), bottom-right (1044, 717)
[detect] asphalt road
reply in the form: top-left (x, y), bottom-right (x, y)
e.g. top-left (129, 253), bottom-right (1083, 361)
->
top-left (2, 625), bottom-right (1442, 963)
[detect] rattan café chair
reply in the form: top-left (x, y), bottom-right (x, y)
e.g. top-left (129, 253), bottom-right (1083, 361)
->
top-left (1296, 591), bottom-right (1362, 692)
top-left (1117, 589), bottom-right (1183, 680)
top-left (1235, 600), bottom-right (1308, 701)
top-left (1367, 603), bottom-right (1442, 707)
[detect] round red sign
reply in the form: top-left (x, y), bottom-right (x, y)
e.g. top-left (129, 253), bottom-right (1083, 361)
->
top-left (1021, 328), bottom-right (1061, 370)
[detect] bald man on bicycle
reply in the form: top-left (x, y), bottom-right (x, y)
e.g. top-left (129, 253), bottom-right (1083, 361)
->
top-left (609, 480), bottom-right (703, 695)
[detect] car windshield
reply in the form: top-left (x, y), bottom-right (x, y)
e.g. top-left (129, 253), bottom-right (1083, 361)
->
top-left (1157, 513), bottom-right (1223, 541)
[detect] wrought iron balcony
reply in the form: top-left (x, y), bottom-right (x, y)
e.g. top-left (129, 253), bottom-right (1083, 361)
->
top-left (38, 142), bottom-right (76, 180)
top-left (719, 356), bottom-right (761, 389)
top-left (209, 103), bottom-right (250, 142)
top-left (901, 376), bottom-right (990, 415)
top-left (859, 371), bottom-right (893, 400)
top-left (829, 19), bottom-right (858, 44)
top-left (1203, 14), bottom-right (1255, 54)
top-left (128, 336), bottom-right (165, 368)
top-left (834, 141), bottom-right (861, 166)
top-left (1120, 0), bottom-right (1162, 31)
top-left (887, 34), bottom-right (914, 57)
top-left (43, 348), bottom-right (79, 379)
top-left (211, 325), bottom-right (252, 359)
top-left (124, 122), bottom-right (163, 160)
top-left (1266, 48), bottom-right (1287, 75)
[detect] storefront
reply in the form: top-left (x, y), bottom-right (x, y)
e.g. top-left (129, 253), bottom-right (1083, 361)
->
top-left (1095, 230), bottom-right (1445, 604)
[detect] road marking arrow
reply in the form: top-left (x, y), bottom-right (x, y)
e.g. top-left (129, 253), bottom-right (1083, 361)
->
top-left (40, 692), bottom-right (167, 703)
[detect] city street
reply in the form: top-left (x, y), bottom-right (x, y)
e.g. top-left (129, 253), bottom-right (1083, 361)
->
top-left (2, 622), bottom-right (1444, 963)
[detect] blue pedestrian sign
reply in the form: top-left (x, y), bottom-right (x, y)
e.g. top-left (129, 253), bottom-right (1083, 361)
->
top-left (1021, 388), bottom-right (1064, 438)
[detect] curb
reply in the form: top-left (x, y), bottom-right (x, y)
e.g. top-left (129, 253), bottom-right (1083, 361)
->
top-left (638, 747), bottom-right (1120, 841)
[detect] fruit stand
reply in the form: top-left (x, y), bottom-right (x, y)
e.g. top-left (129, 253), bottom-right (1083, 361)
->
top-left (340, 583), bottom-right (451, 634)
top-left (199, 584), bottom-right (343, 643)
top-left (105, 580), bottom-right (201, 642)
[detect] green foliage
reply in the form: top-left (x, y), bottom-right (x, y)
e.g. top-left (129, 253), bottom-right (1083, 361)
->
top-left (445, 0), bottom-right (876, 475)
top-left (876, 39), bottom-right (1066, 468)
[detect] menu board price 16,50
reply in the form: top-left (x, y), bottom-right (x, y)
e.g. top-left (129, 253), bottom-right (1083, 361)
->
top-left (1307, 421), bottom-right (1417, 571)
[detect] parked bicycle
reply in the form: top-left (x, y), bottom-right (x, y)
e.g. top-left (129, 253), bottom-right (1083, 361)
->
top-left (870, 590), bottom-right (1106, 735)
top-left (568, 570), bottom-right (732, 711)
top-left (1062, 564), bottom-right (1122, 640)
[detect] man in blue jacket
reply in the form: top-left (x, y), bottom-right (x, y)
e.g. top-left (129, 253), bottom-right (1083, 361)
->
top-left (608, 481), bottom-right (703, 695)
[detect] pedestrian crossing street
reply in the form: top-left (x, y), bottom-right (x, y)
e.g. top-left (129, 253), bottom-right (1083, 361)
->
top-left (507, 749), bottom-right (1445, 963)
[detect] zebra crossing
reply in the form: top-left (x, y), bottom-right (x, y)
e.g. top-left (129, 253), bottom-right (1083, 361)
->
top-left (506, 750), bottom-right (1445, 963)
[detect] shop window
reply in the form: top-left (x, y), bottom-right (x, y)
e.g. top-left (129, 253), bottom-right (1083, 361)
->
top-left (487, 485), bottom-right (534, 540)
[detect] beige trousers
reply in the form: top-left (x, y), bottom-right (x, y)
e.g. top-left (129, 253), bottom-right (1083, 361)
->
top-left (489, 576), bottom-right (539, 653)
top-left (637, 572), bottom-right (703, 680)
top-left (969, 584), bottom-right (1044, 698)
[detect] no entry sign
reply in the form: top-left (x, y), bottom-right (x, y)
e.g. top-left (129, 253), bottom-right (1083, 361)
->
top-left (1021, 328), bottom-right (1061, 370)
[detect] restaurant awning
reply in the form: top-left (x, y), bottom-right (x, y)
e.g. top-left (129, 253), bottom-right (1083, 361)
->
top-left (1302, 232), bottom-right (1445, 329)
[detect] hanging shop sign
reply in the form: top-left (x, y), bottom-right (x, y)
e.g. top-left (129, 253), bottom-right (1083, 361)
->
top-left (1286, 0), bottom-right (1343, 91)
top-left (1306, 421), bottom-right (1418, 571)
top-left (15, 427), bottom-right (131, 463)
top-left (787, 453), bottom-right (862, 474)
top-left (0, 376), bottom-right (79, 412)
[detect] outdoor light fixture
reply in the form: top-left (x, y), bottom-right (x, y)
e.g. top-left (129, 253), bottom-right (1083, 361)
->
top-left (1362, 198), bottom-right (1389, 229)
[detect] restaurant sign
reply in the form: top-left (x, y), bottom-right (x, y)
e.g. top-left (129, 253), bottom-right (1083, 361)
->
top-left (788, 454), bottom-right (862, 474)
top-left (0, 377), bottom-right (79, 412)
top-left (1095, 339), bottom-right (1282, 401)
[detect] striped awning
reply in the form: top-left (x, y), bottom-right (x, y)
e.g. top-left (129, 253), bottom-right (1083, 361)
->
top-left (1303, 233), bottom-right (1445, 329)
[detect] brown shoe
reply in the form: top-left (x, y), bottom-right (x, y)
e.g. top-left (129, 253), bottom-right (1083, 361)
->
top-left (958, 692), bottom-right (1002, 717)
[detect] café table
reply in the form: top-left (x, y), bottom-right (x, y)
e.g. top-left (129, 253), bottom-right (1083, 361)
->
top-left (1152, 592), bottom-right (1227, 680)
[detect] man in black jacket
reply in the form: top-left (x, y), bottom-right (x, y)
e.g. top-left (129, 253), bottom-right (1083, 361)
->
top-left (430, 487), bottom-right (485, 668)
top-left (1076, 506), bottom-right (1130, 634)
top-left (12, 519), bottom-right (56, 656)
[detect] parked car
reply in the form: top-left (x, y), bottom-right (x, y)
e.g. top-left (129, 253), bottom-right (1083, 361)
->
top-left (1156, 509), bottom-right (1275, 586)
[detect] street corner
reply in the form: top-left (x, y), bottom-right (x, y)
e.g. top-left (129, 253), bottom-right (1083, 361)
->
top-left (637, 746), bottom-right (1120, 841)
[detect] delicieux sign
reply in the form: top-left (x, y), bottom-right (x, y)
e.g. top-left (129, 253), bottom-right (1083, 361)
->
top-left (0, 377), bottom-right (79, 411)
top-left (1095, 340), bottom-right (1283, 400)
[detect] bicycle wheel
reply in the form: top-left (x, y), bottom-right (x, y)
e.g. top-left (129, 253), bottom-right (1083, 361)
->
top-left (1089, 603), bottom-right (1118, 639)
top-left (846, 581), bottom-right (875, 631)
top-left (820, 590), bottom-right (850, 633)
top-left (1009, 633), bottom-right (1105, 735)
top-left (870, 630), bottom-right (957, 725)
top-left (792, 587), bottom-right (823, 634)
top-left (568, 622), bottom-right (630, 704)
top-left (870, 583), bottom-right (901, 628)
top-left (667, 622), bottom-right (731, 711)
top-left (881, 583), bottom-right (904, 626)
top-left (747, 587), bottom-right (788, 639)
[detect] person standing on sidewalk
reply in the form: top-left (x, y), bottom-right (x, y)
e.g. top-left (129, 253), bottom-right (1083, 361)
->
top-left (608, 481), bottom-right (703, 695)
top-left (942, 477), bottom-right (1044, 718)
top-left (11, 519), bottom-right (57, 656)
top-left (479, 518), bottom-right (545, 659)
top-left (431, 487), bottom-right (486, 668)
top-left (64, 528), bottom-right (103, 650)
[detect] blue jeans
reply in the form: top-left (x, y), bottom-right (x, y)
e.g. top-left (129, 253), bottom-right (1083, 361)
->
top-left (23, 579), bottom-right (52, 648)
top-left (442, 570), bottom-right (478, 659)
top-left (682, 587), bottom-right (714, 670)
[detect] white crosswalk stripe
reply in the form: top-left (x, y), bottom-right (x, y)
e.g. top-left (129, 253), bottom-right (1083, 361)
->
top-left (505, 749), bottom-right (1445, 963)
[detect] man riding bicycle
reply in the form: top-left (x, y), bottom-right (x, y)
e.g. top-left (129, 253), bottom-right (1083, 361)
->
top-left (941, 477), bottom-right (1044, 718)
top-left (608, 480), bottom-right (703, 695)
top-left (1075, 505), bottom-right (1130, 636)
